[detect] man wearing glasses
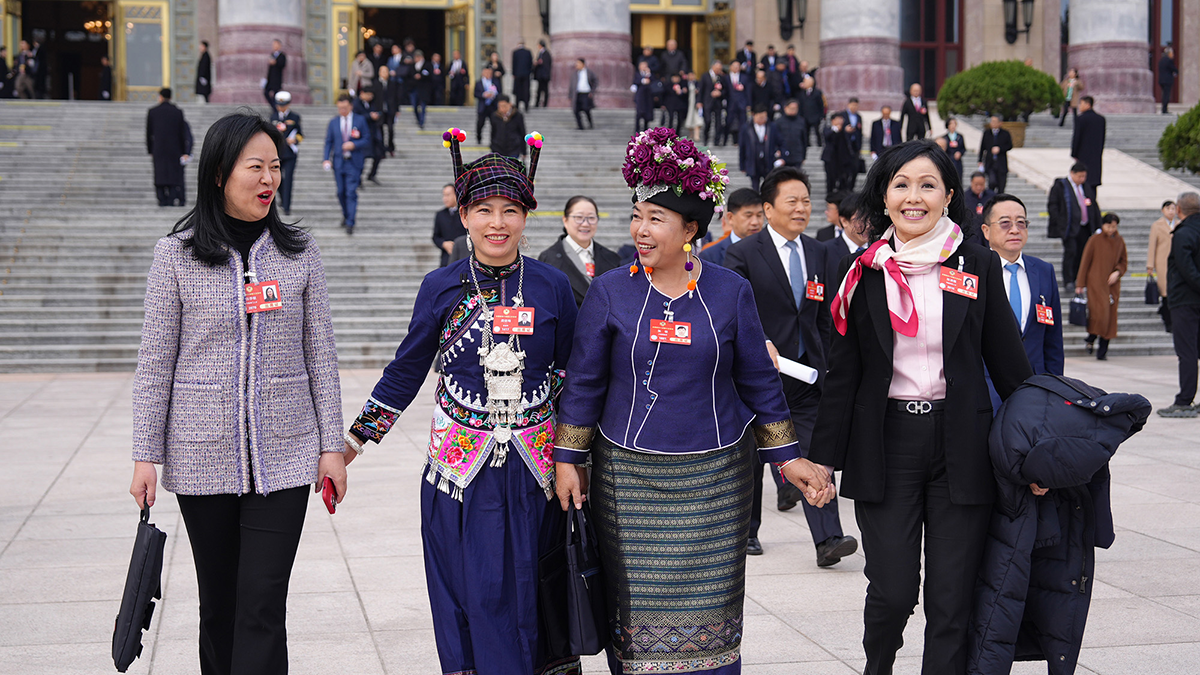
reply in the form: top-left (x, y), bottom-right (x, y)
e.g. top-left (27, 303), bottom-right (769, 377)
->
top-left (980, 194), bottom-right (1064, 409)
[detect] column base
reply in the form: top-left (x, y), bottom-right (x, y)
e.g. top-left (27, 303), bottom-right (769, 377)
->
top-left (548, 31), bottom-right (634, 110)
top-left (1068, 41), bottom-right (1155, 113)
top-left (211, 25), bottom-right (311, 105)
top-left (819, 37), bottom-right (904, 111)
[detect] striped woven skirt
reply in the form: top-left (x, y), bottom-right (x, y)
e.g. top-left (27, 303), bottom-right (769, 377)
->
top-left (591, 433), bottom-right (755, 675)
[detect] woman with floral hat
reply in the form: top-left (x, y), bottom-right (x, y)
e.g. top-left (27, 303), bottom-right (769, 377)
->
top-left (342, 129), bottom-right (581, 675)
top-left (553, 127), bottom-right (834, 674)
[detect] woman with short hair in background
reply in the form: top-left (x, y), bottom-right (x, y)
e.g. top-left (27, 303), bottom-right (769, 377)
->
top-left (129, 112), bottom-right (348, 675)
top-left (1076, 212), bottom-right (1128, 360)
top-left (538, 195), bottom-right (623, 307)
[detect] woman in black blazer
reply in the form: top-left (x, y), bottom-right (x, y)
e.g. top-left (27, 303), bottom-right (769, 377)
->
top-left (537, 195), bottom-right (622, 306)
top-left (810, 140), bottom-right (1032, 675)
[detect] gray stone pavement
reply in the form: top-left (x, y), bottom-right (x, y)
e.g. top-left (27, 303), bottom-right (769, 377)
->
top-left (1, 356), bottom-right (1197, 674)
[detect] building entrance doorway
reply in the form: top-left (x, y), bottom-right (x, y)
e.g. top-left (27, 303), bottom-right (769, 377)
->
top-left (19, 0), bottom-right (113, 100)
top-left (360, 8), bottom-right (445, 63)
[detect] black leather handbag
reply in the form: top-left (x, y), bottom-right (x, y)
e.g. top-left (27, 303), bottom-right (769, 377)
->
top-left (1069, 292), bottom-right (1089, 327)
top-left (538, 502), bottom-right (610, 658)
top-left (1145, 276), bottom-right (1161, 305)
top-left (112, 506), bottom-right (167, 672)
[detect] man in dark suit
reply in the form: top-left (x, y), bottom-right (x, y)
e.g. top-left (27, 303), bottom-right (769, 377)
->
top-left (835, 97), bottom-right (863, 155)
top-left (369, 42), bottom-right (388, 74)
top-left (99, 55), bottom-right (113, 101)
top-left (813, 192), bottom-right (843, 242)
top-left (432, 184), bottom-right (465, 267)
top-left (1159, 46), bottom-right (1178, 115)
top-left (146, 88), bottom-right (193, 207)
top-left (725, 60), bottom-right (751, 141)
top-left (568, 59), bottom-right (598, 130)
top-left (899, 82), bottom-right (931, 140)
top-left (533, 41), bottom-right (552, 108)
top-left (429, 53), bottom-right (446, 105)
top-left (759, 45), bottom-right (780, 72)
top-left (636, 45), bottom-right (660, 77)
top-left (869, 105), bottom-right (898, 160)
top-left (0, 47), bottom-right (10, 99)
top-left (448, 50), bottom-right (469, 106)
top-left (474, 66), bottom-right (500, 143)
top-left (406, 50), bottom-right (432, 130)
top-left (376, 66), bottom-right (401, 156)
top-left (1071, 96), bottom-right (1106, 189)
top-left (725, 166), bottom-right (856, 565)
top-left (980, 194), bottom-right (1064, 410)
top-left (323, 94), bottom-right (372, 233)
top-left (737, 41), bottom-right (756, 71)
top-left (660, 39), bottom-right (689, 78)
top-left (489, 95), bottom-right (527, 158)
top-left (699, 188), bottom-right (764, 266)
top-left (978, 115), bottom-right (1013, 192)
top-left (271, 91), bottom-right (303, 215)
top-left (798, 76), bottom-right (825, 148)
top-left (822, 191), bottom-right (869, 291)
top-left (511, 42), bottom-right (533, 111)
top-left (822, 113), bottom-right (856, 197)
top-left (1047, 162), bottom-right (1101, 288)
top-left (194, 41), bottom-right (211, 102)
top-left (265, 39), bottom-right (286, 110)
top-left (739, 106), bottom-right (787, 191)
top-left (700, 61), bottom-right (729, 146)
top-left (963, 171), bottom-right (995, 235)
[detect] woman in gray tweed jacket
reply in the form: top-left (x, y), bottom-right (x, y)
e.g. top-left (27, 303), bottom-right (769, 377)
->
top-left (129, 112), bottom-right (348, 675)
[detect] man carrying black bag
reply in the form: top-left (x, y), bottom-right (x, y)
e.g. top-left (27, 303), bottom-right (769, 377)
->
top-left (112, 507), bottom-right (167, 672)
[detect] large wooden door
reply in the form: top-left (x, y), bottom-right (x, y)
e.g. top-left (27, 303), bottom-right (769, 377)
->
top-left (899, 0), bottom-right (962, 98)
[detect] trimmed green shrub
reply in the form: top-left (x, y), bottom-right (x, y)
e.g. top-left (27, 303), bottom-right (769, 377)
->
top-left (937, 60), bottom-right (1064, 121)
top-left (1160, 103), bottom-right (1200, 175)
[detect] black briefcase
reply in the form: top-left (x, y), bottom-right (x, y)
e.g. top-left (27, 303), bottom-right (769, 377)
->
top-left (1146, 277), bottom-right (1161, 305)
top-left (112, 506), bottom-right (167, 672)
top-left (1069, 293), bottom-right (1089, 327)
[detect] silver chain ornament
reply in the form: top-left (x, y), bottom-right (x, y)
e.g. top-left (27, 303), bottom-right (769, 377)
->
top-left (467, 256), bottom-right (527, 459)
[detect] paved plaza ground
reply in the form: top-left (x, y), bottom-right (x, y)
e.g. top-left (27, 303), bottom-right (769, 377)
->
top-left (0, 355), bottom-right (1197, 674)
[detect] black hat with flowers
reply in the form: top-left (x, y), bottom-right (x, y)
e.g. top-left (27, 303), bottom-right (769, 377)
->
top-left (622, 128), bottom-right (729, 239)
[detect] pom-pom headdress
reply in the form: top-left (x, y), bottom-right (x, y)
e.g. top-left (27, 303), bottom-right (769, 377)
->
top-left (444, 127), bottom-right (542, 211)
top-left (622, 128), bottom-right (729, 239)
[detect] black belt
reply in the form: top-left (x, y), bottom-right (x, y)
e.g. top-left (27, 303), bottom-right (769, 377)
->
top-left (889, 399), bottom-right (946, 415)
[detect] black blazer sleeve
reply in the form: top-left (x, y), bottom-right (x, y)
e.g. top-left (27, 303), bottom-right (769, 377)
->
top-left (808, 254), bottom-right (865, 470)
top-left (1046, 179), bottom-right (1067, 238)
top-left (978, 249), bottom-right (1034, 400)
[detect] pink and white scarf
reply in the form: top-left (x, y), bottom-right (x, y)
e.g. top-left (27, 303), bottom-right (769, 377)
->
top-left (830, 217), bottom-right (963, 337)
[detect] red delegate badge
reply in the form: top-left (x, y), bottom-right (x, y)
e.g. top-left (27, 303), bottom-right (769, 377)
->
top-left (1036, 304), bottom-right (1055, 325)
top-left (245, 281), bottom-right (283, 313)
top-left (806, 279), bottom-right (824, 302)
top-left (585, 262), bottom-right (595, 278)
top-left (649, 320), bottom-right (692, 345)
top-left (939, 267), bottom-right (978, 300)
top-left (494, 306), bottom-right (535, 335)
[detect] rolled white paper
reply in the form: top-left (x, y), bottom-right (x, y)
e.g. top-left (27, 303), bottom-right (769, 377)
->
top-left (777, 356), bottom-right (819, 385)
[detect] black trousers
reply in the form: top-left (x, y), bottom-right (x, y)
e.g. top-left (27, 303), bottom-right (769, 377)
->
top-left (514, 75), bottom-right (531, 109)
top-left (155, 184), bottom-right (186, 207)
top-left (726, 106), bottom-right (745, 143)
top-left (989, 168), bottom-right (1008, 193)
top-left (805, 121), bottom-right (824, 147)
top-left (1173, 303), bottom-right (1200, 405)
top-left (476, 107), bottom-right (494, 143)
top-left (450, 83), bottom-right (466, 106)
top-left (704, 105), bottom-right (726, 145)
top-left (383, 115), bottom-right (396, 153)
top-left (535, 78), bottom-right (550, 107)
top-left (1061, 227), bottom-right (1092, 288)
top-left (573, 94), bottom-right (593, 129)
top-left (264, 88), bottom-right (278, 111)
top-left (1059, 102), bottom-right (1076, 126)
top-left (177, 485), bottom-right (309, 675)
top-left (1161, 84), bottom-right (1173, 114)
top-left (750, 380), bottom-right (843, 544)
top-left (855, 407), bottom-right (990, 675)
top-left (277, 158), bottom-right (296, 212)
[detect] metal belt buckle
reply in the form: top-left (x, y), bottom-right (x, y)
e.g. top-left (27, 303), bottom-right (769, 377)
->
top-left (906, 401), bottom-right (933, 415)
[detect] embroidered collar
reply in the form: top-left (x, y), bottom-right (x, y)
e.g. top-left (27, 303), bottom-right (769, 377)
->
top-left (471, 256), bottom-right (521, 280)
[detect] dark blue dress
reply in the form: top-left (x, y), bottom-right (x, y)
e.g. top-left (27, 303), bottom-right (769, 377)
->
top-left (350, 256), bottom-right (581, 675)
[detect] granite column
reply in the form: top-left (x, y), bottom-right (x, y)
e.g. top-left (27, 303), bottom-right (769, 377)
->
top-left (1068, 0), bottom-right (1154, 112)
top-left (210, 0), bottom-right (311, 104)
top-left (548, 0), bottom-right (633, 109)
top-left (818, 0), bottom-right (903, 110)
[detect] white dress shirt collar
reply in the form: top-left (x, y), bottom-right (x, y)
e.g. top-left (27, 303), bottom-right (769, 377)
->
top-left (766, 224), bottom-right (808, 284)
top-left (564, 235), bottom-right (594, 262)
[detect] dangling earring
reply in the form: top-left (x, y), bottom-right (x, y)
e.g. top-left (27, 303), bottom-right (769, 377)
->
top-left (883, 208), bottom-right (889, 217)
top-left (942, 205), bottom-right (949, 218)
top-left (519, 235), bottom-right (530, 250)
top-left (684, 242), bottom-right (697, 297)
top-left (466, 236), bottom-right (474, 252)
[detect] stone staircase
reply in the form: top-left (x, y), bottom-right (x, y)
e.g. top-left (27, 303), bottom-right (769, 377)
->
top-left (0, 101), bottom-right (1179, 371)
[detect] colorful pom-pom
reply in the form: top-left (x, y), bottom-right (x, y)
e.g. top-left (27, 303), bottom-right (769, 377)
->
top-left (532, 132), bottom-right (543, 141)
top-left (533, 140), bottom-right (543, 149)
top-left (629, 264), bottom-right (639, 275)
top-left (687, 279), bottom-right (697, 291)
top-left (683, 243), bottom-right (692, 253)
top-left (456, 130), bottom-right (467, 142)
top-left (645, 266), bottom-right (654, 275)
top-left (443, 140), bottom-right (451, 148)
top-left (443, 131), bottom-right (453, 141)
top-left (685, 261), bottom-right (694, 271)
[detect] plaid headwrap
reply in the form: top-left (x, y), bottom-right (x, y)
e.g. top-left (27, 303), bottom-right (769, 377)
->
top-left (454, 153), bottom-right (538, 211)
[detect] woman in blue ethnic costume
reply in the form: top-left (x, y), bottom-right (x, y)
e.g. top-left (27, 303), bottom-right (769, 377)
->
top-left (342, 128), bottom-right (581, 675)
top-left (553, 128), bottom-right (835, 675)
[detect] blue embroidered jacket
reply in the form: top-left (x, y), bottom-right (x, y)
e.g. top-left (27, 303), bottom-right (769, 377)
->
top-left (351, 257), bottom-right (577, 443)
top-left (554, 262), bottom-right (801, 464)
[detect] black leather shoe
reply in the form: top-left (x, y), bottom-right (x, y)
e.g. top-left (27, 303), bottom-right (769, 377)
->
top-left (746, 537), bottom-right (763, 556)
top-left (777, 483), bottom-right (803, 512)
top-left (816, 535), bottom-right (858, 567)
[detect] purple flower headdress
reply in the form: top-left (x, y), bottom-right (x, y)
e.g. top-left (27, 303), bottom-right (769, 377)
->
top-left (622, 127), bottom-right (730, 213)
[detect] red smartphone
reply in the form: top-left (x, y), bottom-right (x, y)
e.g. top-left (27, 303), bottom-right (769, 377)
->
top-left (322, 476), bottom-right (337, 514)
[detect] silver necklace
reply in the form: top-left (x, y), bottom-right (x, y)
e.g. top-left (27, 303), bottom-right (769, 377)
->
top-left (468, 256), bottom-right (527, 454)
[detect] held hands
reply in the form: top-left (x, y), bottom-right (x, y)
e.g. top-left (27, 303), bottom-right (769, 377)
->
top-left (317, 451), bottom-right (348, 504)
top-left (1030, 483), bottom-right (1049, 496)
top-left (781, 459), bottom-right (836, 507)
top-left (555, 462), bottom-right (589, 511)
top-left (130, 461), bottom-right (158, 509)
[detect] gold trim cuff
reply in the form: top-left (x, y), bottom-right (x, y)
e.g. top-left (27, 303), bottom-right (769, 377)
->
top-left (554, 423), bottom-right (596, 452)
top-left (753, 419), bottom-right (798, 450)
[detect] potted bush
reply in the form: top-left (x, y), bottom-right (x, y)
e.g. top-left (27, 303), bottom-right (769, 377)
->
top-left (1160, 103), bottom-right (1200, 175)
top-left (937, 60), bottom-right (1064, 147)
